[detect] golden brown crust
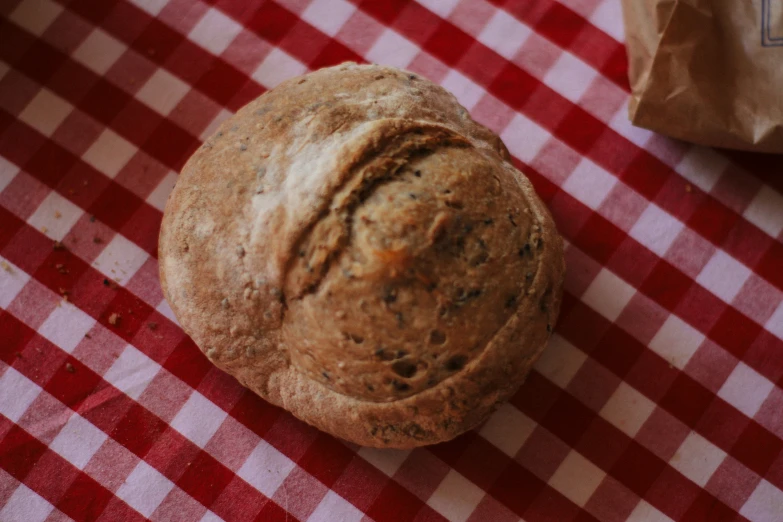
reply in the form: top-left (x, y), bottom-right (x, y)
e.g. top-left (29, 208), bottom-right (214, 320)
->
top-left (159, 62), bottom-right (565, 448)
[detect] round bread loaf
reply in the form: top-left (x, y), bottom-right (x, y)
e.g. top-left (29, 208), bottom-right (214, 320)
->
top-left (159, 62), bottom-right (565, 448)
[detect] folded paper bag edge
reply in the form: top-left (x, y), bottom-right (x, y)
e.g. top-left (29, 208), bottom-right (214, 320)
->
top-left (620, 0), bottom-right (783, 154)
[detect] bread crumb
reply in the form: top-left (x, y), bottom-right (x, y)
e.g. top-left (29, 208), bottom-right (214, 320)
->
top-left (1, 261), bottom-right (11, 273)
top-left (54, 211), bottom-right (62, 219)
top-left (108, 313), bottom-right (120, 326)
top-left (65, 362), bottom-right (75, 373)
top-left (56, 263), bottom-right (69, 274)
top-left (40, 226), bottom-right (48, 233)
top-left (84, 333), bottom-right (92, 339)
top-left (53, 241), bottom-right (66, 251)
top-left (685, 184), bottom-right (692, 193)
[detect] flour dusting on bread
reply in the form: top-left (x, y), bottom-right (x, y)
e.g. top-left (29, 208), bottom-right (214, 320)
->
top-left (159, 62), bottom-right (565, 448)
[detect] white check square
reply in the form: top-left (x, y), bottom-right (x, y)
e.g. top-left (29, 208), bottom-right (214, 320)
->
top-left (766, 302), bottom-right (783, 341)
top-left (477, 9), bottom-right (531, 60)
top-left (0, 257), bottom-right (30, 309)
top-left (0, 155), bottom-right (19, 193)
top-left (562, 157), bottom-right (617, 210)
top-left (695, 250), bottom-right (751, 303)
top-left (238, 440), bottom-right (296, 497)
top-left (589, 0), bottom-right (625, 41)
top-left (500, 113), bottom-right (550, 164)
top-left (147, 171), bottom-right (178, 212)
top-left (38, 303), bottom-right (96, 354)
top-left (307, 491), bottom-right (363, 522)
top-left (103, 345), bottom-right (161, 400)
top-left (648, 315), bottom-right (705, 370)
top-left (581, 268), bottom-right (636, 321)
top-left (543, 51), bottom-right (597, 103)
top-left (479, 403), bottom-right (535, 457)
top-left (629, 204), bottom-right (684, 257)
top-left (252, 48), bottom-right (308, 89)
top-left (744, 186), bottom-right (783, 239)
top-left (9, 0), bottom-right (63, 36)
top-left (49, 414), bottom-right (108, 470)
top-left (301, 0), bottom-right (356, 37)
top-left (669, 431), bottom-right (726, 487)
top-left (199, 512), bottom-right (223, 522)
top-left (357, 447), bottom-right (410, 477)
top-left (627, 500), bottom-right (674, 522)
top-left (170, 391), bottom-right (228, 448)
top-left (609, 100), bottom-right (653, 148)
top-left (417, 0), bottom-right (461, 18)
top-left (0, 367), bottom-right (42, 423)
top-left (93, 234), bottom-right (149, 285)
top-left (189, 8), bottom-right (244, 55)
top-left (131, 0), bottom-right (168, 16)
top-left (549, 451), bottom-right (605, 506)
top-left (366, 30), bottom-right (420, 69)
top-left (599, 382), bottom-right (656, 437)
top-left (534, 333), bottom-right (587, 388)
top-left (440, 69), bottom-right (485, 111)
top-left (18, 89), bottom-right (72, 137)
top-left (200, 108), bottom-right (233, 141)
top-left (82, 129), bottom-right (138, 179)
top-left (27, 191), bottom-right (82, 241)
top-left (156, 298), bottom-right (179, 326)
top-left (136, 69), bottom-right (190, 116)
top-left (676, 147), bottom-right (728, 193)
top-left (427, 470), bottom-right (485, 522)
top-left (72, 29), bottom-right (127, 75)
top-left (116, 460), bottom-right (175, 518)
top-left (717, 362), bottom-right (775, 418)
top-left (0, 484), bottom-right (53, 522)
top-left (740, 479), bottom-right (783, 522)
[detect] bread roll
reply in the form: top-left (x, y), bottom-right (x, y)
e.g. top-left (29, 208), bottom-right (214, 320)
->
top-left (159, 62), bottom-right (565, 448)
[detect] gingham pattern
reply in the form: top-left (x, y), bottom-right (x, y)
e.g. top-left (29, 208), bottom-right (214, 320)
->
top-left (0, 0), bottom-right (782, 520)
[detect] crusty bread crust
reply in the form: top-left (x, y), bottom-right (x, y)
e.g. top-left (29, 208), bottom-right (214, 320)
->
top-left (159, 62), bottom-right (565, 448)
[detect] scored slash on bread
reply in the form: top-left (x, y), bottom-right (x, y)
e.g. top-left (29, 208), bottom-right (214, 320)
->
top-left (159, 62), bottom-right (565, 448)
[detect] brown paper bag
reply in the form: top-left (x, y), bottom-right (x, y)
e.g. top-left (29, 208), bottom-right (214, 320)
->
top-left (621, 0), bottom-right (783, 153)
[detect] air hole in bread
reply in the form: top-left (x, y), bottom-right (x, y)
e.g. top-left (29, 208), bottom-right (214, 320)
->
top-left (446, 355), bottom-right (467, 371)
top-left (344, 332), bottom-right (364, 344)
top-left (470, 251), bottom-right (489, 267)
top-left (392, 360), bottom-right (418, 378)
top-left (429, 330), bottom-right (446, 345)
top-left (392, 380), bottom-right (410, 392)
top-left (375, 348), bottom-right (402, 361)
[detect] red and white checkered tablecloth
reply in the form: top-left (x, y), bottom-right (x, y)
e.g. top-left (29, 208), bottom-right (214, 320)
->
top-left (1, 0), bottom-right (782, 520)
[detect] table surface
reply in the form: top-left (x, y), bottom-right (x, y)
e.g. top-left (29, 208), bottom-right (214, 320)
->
top-left (1, 0), bottom-right (782, 521)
